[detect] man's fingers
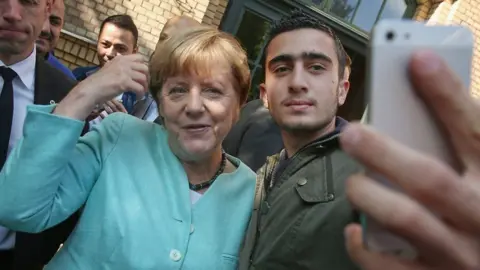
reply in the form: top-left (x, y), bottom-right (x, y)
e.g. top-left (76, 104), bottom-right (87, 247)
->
top-left (409, 50), bottom-right (480, 169)
top-left (103, 103), bottom-right (113, 114)
top-left (345, 173), bottom-right (470, 267)
top-left (341, 124), bottom-right (480, 234)
top-left (127, 81), bottom-right (149, 98)
top-left (123, 53), bottom-right (147, 63)
top-left (105, 100), bottom-right (127, 113)
top-left (131, 62), bottom-right (149, 76)
top-left (345, 224), bottom-right (426, 270)
top-left (131, 70), bottom-right (149, 93)
top-left (110, 99), bottom-right (128, 113)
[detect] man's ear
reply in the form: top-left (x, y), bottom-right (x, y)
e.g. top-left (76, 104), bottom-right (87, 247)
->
top-left (337, 79), bottom-right (349, 106)
top-left (133, 46), bottom-right (139, 54)
top-left (259, 83), bottom-right (268, 108)
top-left (338, 67), bottom-right (351, 106)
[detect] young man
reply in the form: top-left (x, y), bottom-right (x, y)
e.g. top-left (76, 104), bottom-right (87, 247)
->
top-left (74, 15), bottom-right (156, 123)
top-left (239, 11), bottom-right (361, 270)
top-left (35, 0), bottom-right (75, 79)
top-left (223, 51), bottom-right (353, 172)
top-left (73, 15), bottom-right (138, 117)
top-left (0, 0), bottom-right (77, 269)
top-left (73, 14), bottom-right (138, 81)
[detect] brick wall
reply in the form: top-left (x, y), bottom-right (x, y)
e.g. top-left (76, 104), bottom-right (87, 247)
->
top-left (415, 0), bottom-right (480, 97)
top-left (56, 0), bottom-right (229, 70)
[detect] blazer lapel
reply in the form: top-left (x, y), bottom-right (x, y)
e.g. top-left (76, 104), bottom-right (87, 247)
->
top-left (33, 55), bottom-right (69, 105)
top-left (132, 96), bottom-right (154, 120)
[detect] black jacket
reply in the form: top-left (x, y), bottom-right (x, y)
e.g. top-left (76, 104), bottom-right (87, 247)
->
top-left (223, 99), bottom-right (283, 172)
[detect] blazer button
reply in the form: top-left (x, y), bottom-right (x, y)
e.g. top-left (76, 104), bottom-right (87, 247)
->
top-left (297, 178), bottom-right (307, 186)
top-left (169, 249), bottom-right (182, 262)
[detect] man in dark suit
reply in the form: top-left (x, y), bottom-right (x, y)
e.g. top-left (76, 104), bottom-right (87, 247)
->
top-left (0, 0), bottom-right (78, 269)
top-left (222, 99), bottom-right (284, 172)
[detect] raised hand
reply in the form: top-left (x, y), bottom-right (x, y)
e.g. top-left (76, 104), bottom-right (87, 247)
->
top-left (341, 51), bottom-right (480, 270)
top-left (54, 54), bottom-right (148, 120)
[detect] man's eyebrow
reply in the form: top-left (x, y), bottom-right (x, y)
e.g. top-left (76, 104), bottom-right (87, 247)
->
top-left (268, 52), bottom-right (332, 68)
top-left (301, 52), bottom-right (332, 63)
top-left (268, 54), bottom-right (294, 68)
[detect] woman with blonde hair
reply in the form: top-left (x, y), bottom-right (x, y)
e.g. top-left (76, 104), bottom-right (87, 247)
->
top-left (0, 26), bottom-right (254, 269)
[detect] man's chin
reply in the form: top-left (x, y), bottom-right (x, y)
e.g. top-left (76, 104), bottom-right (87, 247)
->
top-left (279, 120), bottom-right (327, 133)
top-left (35, 41), bottom-right (49, 54)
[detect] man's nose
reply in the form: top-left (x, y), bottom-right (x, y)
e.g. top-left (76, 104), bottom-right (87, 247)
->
top-left (41, 19), bottom-right (50, 34)
top-left (2, 0), bottom-right (23, 22)
top-left (105, 48), bottom-right (116, 59)
top-left (288, 65), bottom-right (308, 93)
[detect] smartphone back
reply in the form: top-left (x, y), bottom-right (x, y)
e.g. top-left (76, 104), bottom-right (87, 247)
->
top-left (364, 20), bottom-right (474, 258)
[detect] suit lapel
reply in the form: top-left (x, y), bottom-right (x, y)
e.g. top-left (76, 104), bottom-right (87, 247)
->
top-left (132, 96), bottom-right (154, 120)
top-left (34, 55), bottom-right (68, 105)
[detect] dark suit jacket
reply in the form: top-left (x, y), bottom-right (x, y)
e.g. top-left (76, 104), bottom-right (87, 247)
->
top-left (222, 99), bottom-right (284, 172)
top-left (11, 55), bottom-right (79, 270)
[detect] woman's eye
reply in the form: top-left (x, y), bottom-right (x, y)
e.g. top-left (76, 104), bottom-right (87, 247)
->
top-left (169, 86), bottom-right (187, 94)
top-left (204, 88), bottom-right (222, 94)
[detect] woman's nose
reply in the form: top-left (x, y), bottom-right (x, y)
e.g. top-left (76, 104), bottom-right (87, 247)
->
top-left (185, 92), bottom-right (205, 117)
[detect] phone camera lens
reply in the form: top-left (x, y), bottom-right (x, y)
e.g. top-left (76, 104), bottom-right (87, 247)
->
top-left (386, 31), bottom-right (395, 41)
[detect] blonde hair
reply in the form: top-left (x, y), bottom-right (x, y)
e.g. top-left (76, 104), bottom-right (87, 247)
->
top-left (149, 26), bottom-right (251, 106)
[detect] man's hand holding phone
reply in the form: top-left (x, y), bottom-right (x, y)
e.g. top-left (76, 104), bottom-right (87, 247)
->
top-left (341, 51), bottom-right (480, 270)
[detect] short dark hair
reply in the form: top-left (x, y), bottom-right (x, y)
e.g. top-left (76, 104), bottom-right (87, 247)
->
top-left (265, 10), bottom-right (346, 79)
top-left (99, 15), bottom-right (139, 46)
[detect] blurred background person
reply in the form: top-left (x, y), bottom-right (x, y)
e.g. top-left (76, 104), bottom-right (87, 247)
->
top-left (35, 0), bottom-right (75, 80)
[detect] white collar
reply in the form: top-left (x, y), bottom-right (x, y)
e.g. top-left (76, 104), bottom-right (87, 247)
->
top-left (0, 47), bottom-right (36, 90)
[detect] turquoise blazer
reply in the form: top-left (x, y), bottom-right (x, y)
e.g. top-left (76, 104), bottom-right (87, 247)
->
top-left (0, 105), bottom-right (256, 269)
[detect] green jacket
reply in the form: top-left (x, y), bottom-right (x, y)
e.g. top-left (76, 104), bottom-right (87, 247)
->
top-left (239, 130), bottom-right (363, 270)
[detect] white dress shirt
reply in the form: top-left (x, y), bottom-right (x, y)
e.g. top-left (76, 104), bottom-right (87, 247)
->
top-left (0, 48), bottom-right (36, 250)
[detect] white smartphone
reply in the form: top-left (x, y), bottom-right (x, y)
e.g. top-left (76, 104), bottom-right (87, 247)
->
top-left (363, 20), bottom-right (474, 259)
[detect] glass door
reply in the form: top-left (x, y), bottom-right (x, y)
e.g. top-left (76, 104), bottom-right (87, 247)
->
top-left (221, 0), bottom-right (281, 100)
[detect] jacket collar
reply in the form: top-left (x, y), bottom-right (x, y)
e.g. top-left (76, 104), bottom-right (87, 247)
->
top-left (34, 54), bottom-right (71, 105)
top-left (283, 117), bottom-right (348, 160)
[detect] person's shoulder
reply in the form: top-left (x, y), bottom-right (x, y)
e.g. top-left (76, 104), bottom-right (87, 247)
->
top-left (36, 56), bottom-right (76, 89)
top-left (72, 66), bottom-right (97, 81)
top-left (47, 54), bottom-right (76, 80)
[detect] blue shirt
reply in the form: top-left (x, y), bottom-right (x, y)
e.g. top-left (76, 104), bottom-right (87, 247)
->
top-left (0, 105), bottom-right (255, 269)
top-left (46, 52), bottom-right (75, 80)
top-left (72, 65), bottom-right (99, 81)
